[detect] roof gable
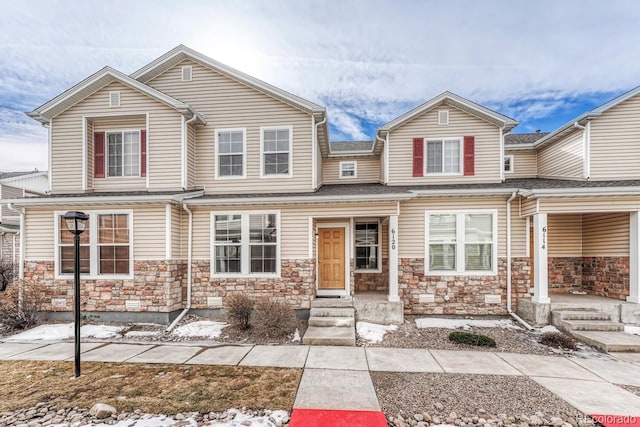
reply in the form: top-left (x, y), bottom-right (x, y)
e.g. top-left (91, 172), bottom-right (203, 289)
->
top-left (378, 91), bottom-right (519, 134)
top-left (28, 67), bottom-right (204, 125)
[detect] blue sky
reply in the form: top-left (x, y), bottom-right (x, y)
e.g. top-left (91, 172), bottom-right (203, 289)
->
top-left (1, 0), bottom-right (639, 171)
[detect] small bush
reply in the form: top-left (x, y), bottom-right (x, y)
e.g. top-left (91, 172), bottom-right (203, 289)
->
top-left (0, 261), bottom-right (16, 291)
top-left (540, 331), bottom-right (578, 350)
top-left (448, 331), bottom-right (496, 347)
top-left (225, 293), bottom-right (254, 330)
top-left (0, 280), bottom-right (45, 332)
top-left (252, 298), bottom-right (297, 339)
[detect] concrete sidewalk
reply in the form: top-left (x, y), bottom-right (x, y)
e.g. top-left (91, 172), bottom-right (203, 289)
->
top-left (2, 340), bottom-right (640, 416)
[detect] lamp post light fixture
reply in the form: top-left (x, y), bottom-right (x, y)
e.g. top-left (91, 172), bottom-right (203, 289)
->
top-left (63, 211), bottom-right (89, 378)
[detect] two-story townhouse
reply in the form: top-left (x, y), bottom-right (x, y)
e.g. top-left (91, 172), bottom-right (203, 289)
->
top-left (4, 45), bottom-right (640, 330)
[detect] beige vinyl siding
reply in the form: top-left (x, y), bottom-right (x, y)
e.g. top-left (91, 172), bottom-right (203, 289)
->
top-left (191, 202), bottom-right (399, 261)
top-left (387, 104), bottom-right (501, 185)
top-left (589, 93), bottom-right (640, 180)
top-left (50, 82), bottom-right (183, 193)
top-left (147, 59), bottom-right (314, 194)
top-left (322, 156), bottom-right (380, 184)
top-left (547, 214), bottom-right (582, 257)
top-left (582, 213), bottom-right (629, 256)
top-left (520, 198), bottom-right (538, 216)
top-left (187, 122), bottom-right (196, 188)
top-left (398, 197), bottom-right (508, 258)
top-left (540, 197), bottom-right (640, 213)
top-left (505, 149), bottom-right (537, 179)
top-left (316, 142), bottom-right (323, 187)
top-left (1, 185), bottom-right (23, 218)
top-left (380, 148), bottom-right (386, 183)
top-left (171, 204), bottom-right (184, 259)
top-left (86, 120), bottom-right (94, 189)
top-left (511, 202), bottom-right (527, 257)
top-left (537, 131), bottom-right (584, 179)
top-left (24, 205), bottom-right (166, 261)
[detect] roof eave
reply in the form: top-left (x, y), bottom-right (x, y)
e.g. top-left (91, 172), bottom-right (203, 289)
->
top-left (523, 187), bottom-right (640, 198)
top-left (3, 190), bottom-right (204, 207)
top-left (185, 192), bottom-right (414, 206)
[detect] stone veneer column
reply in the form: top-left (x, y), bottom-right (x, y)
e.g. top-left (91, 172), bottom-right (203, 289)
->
top-left (388, 214), bottom-right (400, 302)
top-left (533, 212), bottom-right (550, 303)
top-left (629, 211), bottom-right (639, 303)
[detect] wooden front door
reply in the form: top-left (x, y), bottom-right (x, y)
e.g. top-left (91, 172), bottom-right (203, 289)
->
top-left (318, 227), bottom-right (346, 290)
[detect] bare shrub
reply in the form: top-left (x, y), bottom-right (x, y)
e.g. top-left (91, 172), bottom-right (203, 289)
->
top-left (225, 293), bottom-right (254, 330)
top-left (0, 261), bottom-right (16, 291)
top-left (540, 331), bottom-right (578, 350)
top-left (252, 298), bottom-right (297, 339)
top-left (0, 280), bottom-right (45, 332)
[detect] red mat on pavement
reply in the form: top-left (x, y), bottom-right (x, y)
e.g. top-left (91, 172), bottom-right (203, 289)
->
top-left (290, 408), bottom-right (387, 427)
top-left (590, 414), bottom-right (640, 427)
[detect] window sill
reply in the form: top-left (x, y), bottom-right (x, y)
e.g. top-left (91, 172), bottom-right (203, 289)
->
top-left (210, 273), bottom-right (280, 280)
top-left (424, 270), bottom-right (497, 277)
top-left (215, 175), bottom-right (247, 180)
top-left (260, 174), bottom-right (293, 179)
top-left (56, 274), bottom-right (134, 280)
top-left (423, 172), bottom-right (463, 177)
top-left (354, 268), bottom-right (382, 274)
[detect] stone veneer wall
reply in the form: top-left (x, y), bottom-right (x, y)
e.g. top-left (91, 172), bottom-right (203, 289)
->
top-left (398, 257), bottom-right (531, 315)
top-left (582, 256), bottom-right (629, 300)
top-left (22, 260), bottom-right (185, 312)
top-left (0, 232), bottom-right (18, 265)
top-left (548, 257), bottom-right (583, 293)
top-left (190, 258), bottom-right (316, 309)
top-left (354, 258), bottom-right (389, 293)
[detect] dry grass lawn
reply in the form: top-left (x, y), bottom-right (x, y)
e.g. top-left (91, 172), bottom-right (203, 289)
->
top-left (0, 360), bottom-right (301, 414)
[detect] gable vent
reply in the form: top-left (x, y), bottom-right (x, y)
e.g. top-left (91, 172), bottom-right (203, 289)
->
top-left (438, 110), bottom-right (449, 125)
top-left (109, 91), bottom-right (120, 107)
top-left (181, 65), bottom-right (192, 82)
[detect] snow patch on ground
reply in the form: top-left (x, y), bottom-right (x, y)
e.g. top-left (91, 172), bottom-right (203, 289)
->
top-left (172, 321), bottom-right (227, 339)
top-left (4, 323), bottom-right (123, 341)
top-left (124, 330), bottom-right (163, 338)
top-left (415, 318), bottom-right (521, 330)
top-left (535, 325), bottom-right (561, 334)
top-left (92, 410), bottom-right (289, 427)
top-left (292, 328), bottom-right (301, 342)
top-left (625, 325), bottom-right (640, 336)
top-left (357, 322), bottom-right (398, 343)
top-left (93, 414), bottom-right (196, 427)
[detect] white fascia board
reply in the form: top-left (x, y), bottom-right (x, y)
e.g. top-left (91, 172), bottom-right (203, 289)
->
top-left (524, 187), bottom-right (640, 198)
top-left (410, 188), bottom-right (519, 197)
top-left (4, 190), bottom-right (204, 207)
top-left (504, 143), bottom-right (535, 151)
top-left (185, 193), bottom-right (415, 206)
top-left (533, 113), bottom-right (600, 148)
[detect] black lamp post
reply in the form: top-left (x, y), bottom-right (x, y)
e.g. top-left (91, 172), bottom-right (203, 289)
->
top-left (63, 211), bottom-right (89, 378)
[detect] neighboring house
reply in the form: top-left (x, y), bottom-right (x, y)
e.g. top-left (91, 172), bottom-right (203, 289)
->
top-left (0, 171), bottom-right (48, 268)
top-left (3, 45), bottom-right (640, 326)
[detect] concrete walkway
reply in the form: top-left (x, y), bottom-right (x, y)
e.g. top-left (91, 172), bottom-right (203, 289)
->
top-left (2, 340), bottom-right (640, 416)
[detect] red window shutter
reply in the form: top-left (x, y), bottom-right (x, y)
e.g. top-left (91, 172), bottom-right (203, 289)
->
top-left (140, 130), bottom-right (147, 177)
top-left (412, 137), bottom-right (424, 177)
top-left (94, 132), bottom-right (105, 178)
top-left (463, 136), bottom-right (475, 176)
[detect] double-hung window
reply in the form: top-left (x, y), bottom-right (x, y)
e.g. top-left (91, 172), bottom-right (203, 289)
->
top-left (425, 138), bottom-right (461, 174)
top-left (217, 129), bottom-right (245, 178)
top-left (504, 155), bottom-right (514, 173)
top-left (261, 126), bottom-right (292, 176)
top-left (56, 211), bottom-right (132, 278)
top-left (426, 211), bottom-right (496, 274)
top-left (355, 220), bottom-right (380, 271)
top-left (212, 212), bottom-right (279, 276)
top-left (107, 131), bottom-right (140, 177)
top-left (340, 161), bottom-right (357, 178)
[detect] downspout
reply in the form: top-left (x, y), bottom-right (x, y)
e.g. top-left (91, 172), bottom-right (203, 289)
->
top-left (166, 203), bottom-right (193, 332)
top-left (506, 192), bottom-right (534, 330)
top-left (314, 114), bottom-right (327, 190)
top-left (7, 203), bottom-right (24, 280)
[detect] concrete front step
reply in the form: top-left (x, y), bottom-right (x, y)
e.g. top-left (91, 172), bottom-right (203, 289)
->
top-left (552, 310), bottom-right (612, 322)
top-left (571, 331), bottom-right (640, 352)
top-left (308, 316), bottom-right (354, 327)
top-left (302, 325), bottom-right (356, 346)
top-left (310, 298), bottom-right (354, 309)
top-left (310, 307), bottom-right (355, 318)
top-left (560, 319), bottom-right (624, 332)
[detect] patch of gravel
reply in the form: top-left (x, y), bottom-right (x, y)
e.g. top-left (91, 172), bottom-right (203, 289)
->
top-left (371, 372), bottom-right (593, 427)
top-left (619, 384), bottom-right (640, 397)
top-left (360, 315), bottom-right (560, 355)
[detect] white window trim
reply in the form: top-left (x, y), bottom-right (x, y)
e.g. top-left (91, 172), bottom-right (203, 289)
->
top-left (181, 65), bottom-right (192, 82)
top-left (438, 110), bottom-right (449, 125)
top-left (504, 155), bottom-right (514, 173)
top-left (215, 128), bottom-right (247, 180)
top-left (54, 209), bottom-right (134, 280)
top-left (210, 210), bottom-right (281, 278)
top-left (424, 209), bottom-right (498, 276)
top-left (109, 91), bottom-right (120, 107)
top-left (424, 137), bottom-right (463, 176)
top-left (339, 161), bottom-right (358, 179)
top-left (259, 125), bottom-right (294, 178)
top-left (354, 218), bottom-right (382, 273)
top-left (105, 129), bottom-right (142, 179)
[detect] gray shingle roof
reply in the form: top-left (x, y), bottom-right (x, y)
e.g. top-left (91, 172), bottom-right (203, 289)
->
top-left (0, 171), bottom-right (37, 180)
top-left (505, 133), bottom-right (549, 145)
top-left (329, 141), bottom-right (374, 153)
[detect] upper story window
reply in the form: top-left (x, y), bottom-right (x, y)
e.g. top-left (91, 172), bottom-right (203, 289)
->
top-left (425, 210), bottom-right (496, 275)
top-left (216, 129), bottom-right (246, 179)
top-left (56, 211), bottom-right (132, 278)
top-left (438, 110), bottom-right (449, 125)
top-left (211, 212), bottom-right (279, 276)
top-left (107, 131), bottom-right (140, 177)
top-left (504, 155), bottom-right (514, 173)
top-left (426, 138), bottom-right (461, 174)
top-left (340, 161), bottom-right (357, 178)
top-left (181, 65), bottom-right (192, 82)
top-left (261, 126), bottom-right (292, 177)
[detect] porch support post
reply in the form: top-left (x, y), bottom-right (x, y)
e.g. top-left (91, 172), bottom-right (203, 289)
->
top-left (388, 214), bottom-right (400, 302)
top-left (628, 211), bottom-right (640, 303)
top-left (532, 212), bottom-right (550, 303)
